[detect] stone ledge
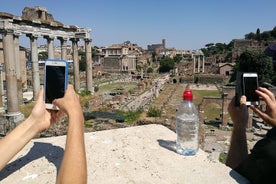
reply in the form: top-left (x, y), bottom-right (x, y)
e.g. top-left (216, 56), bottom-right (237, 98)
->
top-left (0, 124), bottom-right (249, 184)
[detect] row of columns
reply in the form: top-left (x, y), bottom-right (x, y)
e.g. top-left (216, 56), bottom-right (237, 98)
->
top-left (193, 55), bottom-right (205, 73)
top-left (1, 29), bottom-right (93, 115)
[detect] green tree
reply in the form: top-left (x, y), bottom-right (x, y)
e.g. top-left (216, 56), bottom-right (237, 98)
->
top-left (147, 67), bottom-right (153, 73)
top-left (136, 64), bottom-right (142, 72)
top-left (152, 51), bottom-right (157, 62)
top-left (245, 32), bottom-right (256, 40)
top-left (173, 54), bottom-right (182, 63)
top-left (158, 56), bottom-right (175, 73)
top-left (230, 49), bottom-right (274, 84)
top-left (38, 51), bottom-right (48, 61)
top-left (92, 46), bottom-right (100, 56)
top-left (256, 28), bottom-right (261, 41)
top-left (271, 26), bottom-right (276, 39)
top-left (261, 31), bottom-right (272, 41)
top-left (201, 42), bottom-right (231, 57)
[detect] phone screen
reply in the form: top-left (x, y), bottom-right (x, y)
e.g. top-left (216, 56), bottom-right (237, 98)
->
top-left (45, 65), bottom-right (66, 103)
top-left (243, 76), bottom-right (259, 102)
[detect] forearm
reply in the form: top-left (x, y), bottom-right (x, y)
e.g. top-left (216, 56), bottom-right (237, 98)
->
top-left (0, 118), bottom-right (39, 170)
top-left (57, 113), bottom-right (87, 184)
top-left (226, 125), bottom-right (248, 169)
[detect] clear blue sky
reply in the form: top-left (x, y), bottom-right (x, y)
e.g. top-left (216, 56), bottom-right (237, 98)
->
top-left (1, 0), bottom-right (276, 50)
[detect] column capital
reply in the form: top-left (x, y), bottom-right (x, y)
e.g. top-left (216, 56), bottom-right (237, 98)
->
top-left (43, 35), bottom-right (55, 40)
top-left (57, 37), bottom-right (68, 42)
top-left (0, 29), bottom-right (14, 36)
top-left (70, 38), bottom-right (79, 43)
top-left (26, 33), bottom-right (39, 39)
top-left (84, 38), bottom-right (92, 43)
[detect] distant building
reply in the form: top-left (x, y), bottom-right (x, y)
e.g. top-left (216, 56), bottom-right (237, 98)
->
top-left (101, 41), bottom-right (141, 73)
top-left (148, 39), bottom-right (165, 50)
top-left (219, 63), bottom-right (235, 77)
top-left (147, 39), bottom-right (166, 55)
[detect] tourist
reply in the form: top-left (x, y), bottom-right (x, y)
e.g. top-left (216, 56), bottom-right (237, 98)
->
top-left (226, 86), bottom-right (276, 183)
top-left (0, 84), bottom-right (87, 184)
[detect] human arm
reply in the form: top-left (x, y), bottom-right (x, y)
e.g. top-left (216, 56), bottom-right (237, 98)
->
top-left (53, 85), bottom-right (87, 184)
top-left (250, 87), bottom-right (276, 126)
top-left (225, 96), bottom-right (249, 169)
top-left (0, 88), bottom-right (53, 170)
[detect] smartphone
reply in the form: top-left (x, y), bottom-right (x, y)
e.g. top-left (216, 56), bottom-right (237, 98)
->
top-left (44, 59), bottom-right (68, 110)
top-left (242, 73), bottom-right (259, 106)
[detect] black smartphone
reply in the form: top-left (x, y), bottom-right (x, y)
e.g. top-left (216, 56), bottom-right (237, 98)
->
top-left (242, 73), bottom-right (259, 106)
top-left (44, 59), bottom-right (68, 110)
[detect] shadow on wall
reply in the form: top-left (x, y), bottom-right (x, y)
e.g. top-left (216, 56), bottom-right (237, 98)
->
top-left (0, 142), bottom-right (64, 181)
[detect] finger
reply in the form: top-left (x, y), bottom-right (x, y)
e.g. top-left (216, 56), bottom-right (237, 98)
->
top-left (250, 105), bottom-right (267, 120)
top-left (52, 98), bottom-right (61, 107)
top-left (67, 84), bottom-right (74, 90)
top-left (65, 84), bottom-right (74, 95)
top-left (258, 87), bottom-right (275, 101)
top-left (255, 90), bottom-right (273, 106)
top-left (36, 87), bottom-right (44, 102)
top-left (50, 110), bottom-right (59, 122)
top-left (240, 95), bottom-right (246, 106)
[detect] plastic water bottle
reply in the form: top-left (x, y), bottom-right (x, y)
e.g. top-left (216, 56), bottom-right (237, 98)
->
top-left (176, 89), bottom-right (199, 156)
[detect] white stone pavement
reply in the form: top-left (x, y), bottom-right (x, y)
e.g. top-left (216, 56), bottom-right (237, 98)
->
top-left (0, 124), bottom-right (249, 184)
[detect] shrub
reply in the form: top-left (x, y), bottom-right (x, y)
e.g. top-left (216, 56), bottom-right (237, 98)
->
top-left (117, 109), bottom-right (143, 124)
top-left (147, 107), bottom-right (161, 117)
top-left (94, 86), bottom-right (99, 92)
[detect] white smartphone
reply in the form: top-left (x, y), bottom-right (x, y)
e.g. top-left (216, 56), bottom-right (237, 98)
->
top-left (44, 59), bottom-right (68, 110)
top-left (242, 73), bottom-right (259, 106)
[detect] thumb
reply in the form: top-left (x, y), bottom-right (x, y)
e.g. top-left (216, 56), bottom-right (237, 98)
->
top-left (52, 98), bottom-right (62, 108)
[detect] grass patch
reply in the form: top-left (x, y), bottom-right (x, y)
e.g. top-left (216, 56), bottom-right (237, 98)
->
top-left (20, 102), bottom-right (35, 117)
top-left (192, 90), bottom-right (221, 105)
top-left (205, 103), bottom-right (221, 121)
top-left (98, 82), bottom-right (137, 92)
top-left (147, 107), bottom-right (162, 117)
top-left (117, 109), bottom-right (143, 125)
top-left (219, 152), bottom-right (228, 164)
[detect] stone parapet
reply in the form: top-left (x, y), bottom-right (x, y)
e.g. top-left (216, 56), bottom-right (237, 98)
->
top-left (0, 124), bottom-right (249, 183)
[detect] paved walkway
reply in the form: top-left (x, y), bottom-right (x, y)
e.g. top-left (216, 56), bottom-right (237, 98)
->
top-left (0, 125), bottom-right (249, 184)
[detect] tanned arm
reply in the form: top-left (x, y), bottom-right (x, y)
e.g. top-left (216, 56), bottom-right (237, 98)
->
top-left (54, 85), bottom-right (87, 184)
top-left (0, 88), bottom-right (52, 170)
top-left (225, 96), bottom-right (249, 169)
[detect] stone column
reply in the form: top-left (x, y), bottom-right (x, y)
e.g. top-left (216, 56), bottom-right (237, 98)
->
top-left (193, 56), bottom-right (196, 73)
top-left (44, 35), bottom-right (55, 59)
top-left (27, 34), bottom-right (40, 100)
top-left (2, 29), bottom-right (19, 114)
top-left (202, 56), bottom-right (205, 73)
top-left (14, 33), bottom-right (23, 105)
top-left (221, 93), bottom-right (228, 127)
top-left (197, 56), bottom-right (200, 73)
top-left (71, 38), bottom-right (80, 91)
top-left (58, 37), bottom-right (67, 60)
top-left (0, 64), bottom-right (4, 108)
top-left (85, 38), bottom-right (93, 93)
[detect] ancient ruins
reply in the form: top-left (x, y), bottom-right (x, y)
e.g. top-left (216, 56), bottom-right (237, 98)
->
top-left (0, 6), bottom-right (93, 130)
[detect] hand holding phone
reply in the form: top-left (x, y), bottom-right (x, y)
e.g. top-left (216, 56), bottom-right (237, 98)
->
top-left (44, 59), bottom-right (68, 110)
top-left (242, 73), bottom-right (259, 106)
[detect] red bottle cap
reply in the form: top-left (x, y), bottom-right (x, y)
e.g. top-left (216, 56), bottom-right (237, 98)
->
top-left (183, 90), bottom-right (193, 101)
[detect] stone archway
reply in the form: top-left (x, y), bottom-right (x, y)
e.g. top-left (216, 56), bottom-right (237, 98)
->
top-left (198, 97), bottom-right (222, 125)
